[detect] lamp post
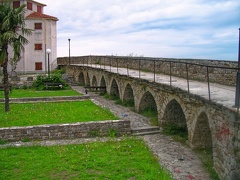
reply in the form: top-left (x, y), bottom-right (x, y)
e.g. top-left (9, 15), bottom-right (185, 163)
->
top-left (68, 38), bottom-right (71, 65)
top-left (46, 49), bottom-right (51, 76)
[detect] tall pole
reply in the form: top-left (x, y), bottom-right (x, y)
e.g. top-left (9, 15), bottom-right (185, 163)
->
top-left (48, 53), bottom-right (50, 76)
top-left (238, 28), bottom-right (240, 71)
top-left (234, 28), bottom-right (240, 107)
top-left (68, 38), bottom-right (71, 65)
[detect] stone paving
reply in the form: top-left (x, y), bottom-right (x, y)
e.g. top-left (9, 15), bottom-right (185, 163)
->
top-left (77, 64), bottom-right (236, 110)
top-left (73, 86), bottom-right (211, 179)
top-left (0, 85), bottom-right (211, 179)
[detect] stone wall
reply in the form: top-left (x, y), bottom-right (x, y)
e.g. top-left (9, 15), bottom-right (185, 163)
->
top-left (66, 65), bottom-right (240, 180)
top-left (0, 120), bottom-right (131, 142)
top-left (57, 56), bottom-right (238, 86)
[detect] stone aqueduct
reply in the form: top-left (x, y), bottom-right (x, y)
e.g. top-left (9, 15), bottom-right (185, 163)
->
top-left (58, 56), bottom-right (240, 180)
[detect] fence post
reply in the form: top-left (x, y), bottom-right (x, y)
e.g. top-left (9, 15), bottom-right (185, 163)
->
top-left (170, 62), bottom-right (172, 87)
top-left (110, 58), bottom-right (112, 72)
top-left (91, 56), bottom-right (92, 67)
top-left (139, 59), bottom-right (141, 78)
top-left (117, 58), bottom-right (119, 73)
top-left (186, 63), bottom-right (190, 94)
top-left (154, 60), bottom-right (156, 82)
top-left (104, 58), bottom-right (105, 69)
top-left (207, 66), bottom-right (211, 101)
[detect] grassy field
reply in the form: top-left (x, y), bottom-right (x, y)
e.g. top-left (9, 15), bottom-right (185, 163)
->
top-left (0, 138), bottom-right (172, 180)
top-left (0, 100), bottom-right (119, 127)
top-left (0, 89), bottom-right (81, 98)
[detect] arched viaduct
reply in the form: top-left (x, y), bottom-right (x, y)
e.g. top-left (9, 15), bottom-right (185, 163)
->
top-left (66, 65), bottom-right (240, 180)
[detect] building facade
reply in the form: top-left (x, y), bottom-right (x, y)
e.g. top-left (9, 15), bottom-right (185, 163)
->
top-left (6, 0), bottom-right (58, 73)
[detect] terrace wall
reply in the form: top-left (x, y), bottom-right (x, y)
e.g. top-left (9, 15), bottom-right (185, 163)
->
top-left (0, 120), bottom-right (131, 141)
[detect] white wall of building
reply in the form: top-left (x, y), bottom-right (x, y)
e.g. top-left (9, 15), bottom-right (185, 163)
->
top-left (6, 0), bottom-right (57, 74)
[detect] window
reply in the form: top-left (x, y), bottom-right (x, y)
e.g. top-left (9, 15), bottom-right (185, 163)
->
top-left (34, 23), bottom-right (42, 30)
top-left (13, 1), bottom-right (20, 9)
top-left (35, 62), bottom-right (42, 70)
top-left (35, 44), bottom-right (42, 50)
top-left (37, 5), bottom-right (42, 13)
top-left (27, 2), bottom-right (32, 10)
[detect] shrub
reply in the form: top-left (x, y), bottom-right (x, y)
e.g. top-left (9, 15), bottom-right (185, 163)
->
top-left (32, 74), bottom-right (68, 90)
top-left (163, 123), bottom-right (188, 138)
top-left (51, 68), bottom-right (66, 75)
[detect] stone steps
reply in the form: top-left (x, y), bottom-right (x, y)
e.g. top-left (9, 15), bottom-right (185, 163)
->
top-left (131, 126), bottom-right (161, 136)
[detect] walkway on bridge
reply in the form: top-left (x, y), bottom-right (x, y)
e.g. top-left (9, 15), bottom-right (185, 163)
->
top-left (74, 64), bottom-right (236, 110)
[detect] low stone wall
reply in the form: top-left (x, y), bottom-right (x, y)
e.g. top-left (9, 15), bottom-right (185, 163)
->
top-left (57, 55), bottom-right (238, 86)
top-left (0, 96), bottom-right (89, 103)
top-left (0, 120), bottom-right (131, 142)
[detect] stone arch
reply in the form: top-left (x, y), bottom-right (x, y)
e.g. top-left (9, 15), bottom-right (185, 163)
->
top-left (100, 76), bottom-right (106, 87)
top-left (100, 76), bottom-right (107, 94)
top-left (139, 91), bottom-right (157, 112)
top-left (78, 72), bottom-right (85, 85)
top-left (92, 75), bottom-right (97, 86)
top-left (192, 112), bottom-right (212, 149)
top-left (122, 83), bottom-right (134, 107)
top-left (86, 73), bottom-right (90, 86)
top-left (139, 91), bottom-right (158, 125)
top-left (110, 79), bottom-right (120, 99)
top-left (162, 99), bottom-right (188, 137)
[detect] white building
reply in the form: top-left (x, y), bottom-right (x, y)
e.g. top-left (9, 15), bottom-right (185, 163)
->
top-left (6, 0), bottom-right (58, 73)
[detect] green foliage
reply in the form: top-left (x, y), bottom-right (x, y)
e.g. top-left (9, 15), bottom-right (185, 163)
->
top-left (21, 138), bottom-right (30, 142)
top-left (51, 68), bottom-right (66, 75)
top-left (115, 98), bottom-right (122, 105)
top-left (122, 100), bottom-right (134, 107)
top-left (162, 123), bottom-right (188, 138)
top-left (0, 100), bottom-right (119, 127)
top-left (22, 84), bottom-right (28, 90)
top-left (0, 3), bottom-right (32, 65)
top-left (108, 128), bottom-right (118, 137)
top-left (0, 138), bottom-right (172, 179)
top-left (88, 130), bottom-right (101, 137)
top-left (194, 149), bottom-right (220, 180)
top-left (0, 2), bottom-right (32, 112)
top-left (109, 94), bottom-right (119, 100)
top-left (0, 140), bottom-right (7, 145)
top-left (140, 108), bottom-right (158, 126)
top-left (32, 74), bottom-right (67, 90)
top-left (103, 93), bottom-right (110, 99)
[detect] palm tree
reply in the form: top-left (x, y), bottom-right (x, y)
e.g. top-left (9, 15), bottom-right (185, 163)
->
top-left (0, 1), bottom-right (32, 112)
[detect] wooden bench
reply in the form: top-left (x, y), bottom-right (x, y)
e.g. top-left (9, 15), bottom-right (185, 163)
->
top-left (84, 86), bottom-right (106, 93)
top-left (44, 82), bottom-right (63, 90)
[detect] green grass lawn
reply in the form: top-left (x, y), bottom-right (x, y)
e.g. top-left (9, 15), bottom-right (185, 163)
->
top-left (0, 100), bottom-right (119, 127)
top-left (0, 89), bottom-right (81, 98)
top-left (0, 138), bottom-right (172, 180)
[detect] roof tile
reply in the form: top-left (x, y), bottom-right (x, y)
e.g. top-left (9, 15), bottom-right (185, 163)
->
top-left (26, 12), bottom-right (58, 21)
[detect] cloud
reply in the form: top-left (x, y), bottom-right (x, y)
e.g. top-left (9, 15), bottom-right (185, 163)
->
top-left (40, 0), bottom-right (240, 60)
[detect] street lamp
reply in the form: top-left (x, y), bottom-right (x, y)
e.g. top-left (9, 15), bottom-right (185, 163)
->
top-left (46, 48), bottom-right (51, 76)
top-left (68, 38), bottom-right (71, 65)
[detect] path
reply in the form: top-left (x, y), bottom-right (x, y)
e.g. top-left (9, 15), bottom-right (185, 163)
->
top-left (76, 64), bottom-right (236, 109)
top-left (72, 86), bottom-right (211, 180)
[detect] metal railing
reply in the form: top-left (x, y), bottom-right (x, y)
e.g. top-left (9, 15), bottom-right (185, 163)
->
top-left (59, 55), bottom-right (239, 115)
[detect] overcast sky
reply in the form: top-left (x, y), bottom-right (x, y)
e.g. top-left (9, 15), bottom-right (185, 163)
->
top-left (40, 0), bottom-right (239, 60)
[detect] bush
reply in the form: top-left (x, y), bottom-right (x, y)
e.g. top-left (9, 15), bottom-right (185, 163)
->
top-left (51, 68), bottom-right (66, 75)
top-left (32, 74), bottom-right (68, 90)
top-left (163, 123), bottom-right (188, 138)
